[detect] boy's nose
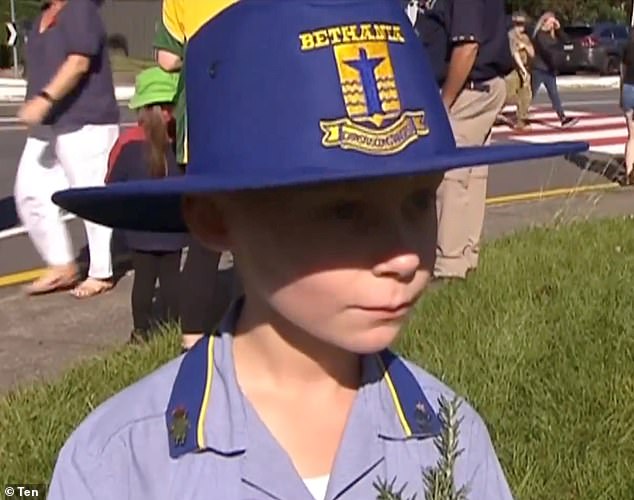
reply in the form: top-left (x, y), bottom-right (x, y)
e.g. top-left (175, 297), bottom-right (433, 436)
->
top-left (369, 209), bottom-right (430, 281)
top-left (372, 252), bottom-right (420, 282)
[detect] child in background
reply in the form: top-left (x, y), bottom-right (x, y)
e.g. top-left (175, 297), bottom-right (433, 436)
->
top-left (49, 1), bottom-right (587, 498)
top-left (105, 67), bottom-right (187, 343)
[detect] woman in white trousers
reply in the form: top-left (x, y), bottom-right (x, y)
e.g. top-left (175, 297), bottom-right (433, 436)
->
top-left (16, 0), bottom-right (120, 298)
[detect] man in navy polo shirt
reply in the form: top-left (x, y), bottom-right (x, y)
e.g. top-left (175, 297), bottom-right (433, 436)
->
top-left (412, 0), bottom-right (512, 281)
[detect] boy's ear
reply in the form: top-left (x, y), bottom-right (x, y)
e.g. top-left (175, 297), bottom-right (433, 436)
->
top-left (182, 195), bottom-right (231, 251)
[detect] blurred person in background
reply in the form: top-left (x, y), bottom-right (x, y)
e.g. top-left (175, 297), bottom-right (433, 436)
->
top-left (152, 0), bottom-right (242, 352)
top-left (105, 67), bottom-right (188, 343)
top-left (414, 0), bottom-right (512, 282)
top-left (15, 0), bottom-right (119, 298)
top-left (504, 11), bottom-right (534, 130)
top-left (619, 29), bottom-right (634, 185)
top-left (530, 11), bottom-right (578, 128)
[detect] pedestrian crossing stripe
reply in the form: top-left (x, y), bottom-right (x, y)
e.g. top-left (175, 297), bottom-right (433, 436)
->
top-left (493, 107), bottom-right (627, 156)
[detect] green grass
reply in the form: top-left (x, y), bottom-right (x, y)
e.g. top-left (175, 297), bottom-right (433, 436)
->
top-left (1, 216), bottom-right (634, 498)
top-left (399, 215), bottom-right (634, 499)
top-left (0, 326), bottom-right (181, 485)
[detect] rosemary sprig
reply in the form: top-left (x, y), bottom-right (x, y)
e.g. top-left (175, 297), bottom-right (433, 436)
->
top-left (373, 477), bottom-right (417, 500)
top-left (374, 396), bottom-right (470, 500)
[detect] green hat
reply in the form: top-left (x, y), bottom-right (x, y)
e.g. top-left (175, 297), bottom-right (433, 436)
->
top-left (128, 67), bottom-right (179, 110)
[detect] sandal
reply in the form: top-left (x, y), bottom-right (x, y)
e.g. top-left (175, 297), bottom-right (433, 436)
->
top-left (70, 277), bottom-right (113, 299)
top-left (514, 120), bottom-right (530, 131)
top-left (24, 266), bottom-right (78, 296)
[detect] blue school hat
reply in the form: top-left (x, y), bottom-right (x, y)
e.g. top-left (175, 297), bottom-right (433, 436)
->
top-left (53, 0), bottom-right (587, 232)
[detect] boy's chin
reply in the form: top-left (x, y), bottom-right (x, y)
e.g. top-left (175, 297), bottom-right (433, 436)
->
top-left (335, 325), bottom-right (402, 355)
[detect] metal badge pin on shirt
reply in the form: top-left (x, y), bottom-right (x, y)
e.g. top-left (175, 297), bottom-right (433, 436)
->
top-left (415, 401), bottom-right (435, 434)
top-left (170, 406), bottom-right (191, 446)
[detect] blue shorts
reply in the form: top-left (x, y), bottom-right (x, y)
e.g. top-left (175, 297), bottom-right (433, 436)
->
top-left (622, 84), bottom-right (634, 111)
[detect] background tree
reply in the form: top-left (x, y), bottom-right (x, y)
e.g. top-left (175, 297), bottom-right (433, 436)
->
top-left (0, 0), bottom-right (41, 26)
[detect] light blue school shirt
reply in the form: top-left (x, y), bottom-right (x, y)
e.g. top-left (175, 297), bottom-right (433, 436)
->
top-left (47, 299), bottom-right (514, 500)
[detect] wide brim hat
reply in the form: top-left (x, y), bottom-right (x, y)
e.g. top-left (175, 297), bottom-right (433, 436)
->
top-left (128, 66), bottom-right (179, 110)
top-left (53, 0), bottom-right (587, 233)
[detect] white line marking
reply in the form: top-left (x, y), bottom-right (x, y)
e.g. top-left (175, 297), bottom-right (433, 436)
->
top-left (590, 144), bottom-right (625, 155)
top-left (562, 99), bottom-right (619, 106)
top-left (509, 128), bottom-right (627, 143)
top-left (561, 116), bottom-right (625, 127)
top-left (501, 107), bottom-right (591, 118)
top-left (0, 125), bottom-right (27, 131)
top-left (0, 213), bottom-right (77, 240)
top-left (492, 116), bottom-right (627, 135)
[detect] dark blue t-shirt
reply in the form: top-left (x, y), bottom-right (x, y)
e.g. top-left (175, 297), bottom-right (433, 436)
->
top-left (24, 0), bottom-right (119, 129)
top-left (414, 0), bottom-right (513, 84)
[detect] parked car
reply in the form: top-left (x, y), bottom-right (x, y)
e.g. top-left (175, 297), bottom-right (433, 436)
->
top-left (561, 22), bottom-right (630, 75)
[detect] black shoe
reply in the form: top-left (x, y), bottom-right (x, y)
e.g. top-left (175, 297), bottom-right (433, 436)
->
top-left (560, 116), bottom-right (579, 128)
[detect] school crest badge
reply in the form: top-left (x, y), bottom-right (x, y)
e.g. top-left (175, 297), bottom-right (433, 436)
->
top-left (170, 406), bottom-right (190, 446)
top-left (299, 23), bottom-right (429, 155)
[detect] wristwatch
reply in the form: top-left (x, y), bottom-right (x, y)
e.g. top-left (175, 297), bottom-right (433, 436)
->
top-left (37, 90), bottom-right (56, 103)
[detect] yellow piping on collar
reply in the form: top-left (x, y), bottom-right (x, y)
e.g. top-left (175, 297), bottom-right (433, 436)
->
top-left (376, 354), bottom-right (412, 437)
top-left (196, 335), bottom-right (215, 448)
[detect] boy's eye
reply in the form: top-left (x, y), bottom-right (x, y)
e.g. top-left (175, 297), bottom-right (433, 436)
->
top-left (331, 201), bottom-right (365, 221)
top-left (408, 189), bottom-right (434, 210)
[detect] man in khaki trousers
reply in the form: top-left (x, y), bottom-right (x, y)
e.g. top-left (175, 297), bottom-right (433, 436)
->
top-left (436, 78), bottom-right (507, 279)
top-left (413, 0), bottom-right (512, 280)
top-left (504, 11), bottom-right (534, 130)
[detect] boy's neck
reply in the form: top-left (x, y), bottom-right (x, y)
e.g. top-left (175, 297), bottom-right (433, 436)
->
top-left (232, 299), bottom-right (362, 394)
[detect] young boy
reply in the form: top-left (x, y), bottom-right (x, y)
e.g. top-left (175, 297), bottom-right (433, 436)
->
top-left (49, 1), bottom-right (586, 499)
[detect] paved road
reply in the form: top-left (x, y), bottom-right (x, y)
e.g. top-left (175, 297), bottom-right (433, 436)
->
top-left (0, 89), bottom-right (626, 278)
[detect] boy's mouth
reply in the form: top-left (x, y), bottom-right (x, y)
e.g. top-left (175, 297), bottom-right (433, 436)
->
top-left (365, 301), bottom-right (412, 312)
top-left (356, 295), bottom-right (420, 317)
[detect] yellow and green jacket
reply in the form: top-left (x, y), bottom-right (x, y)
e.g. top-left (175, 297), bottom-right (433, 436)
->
top-left (153, 0), bottom-right (238, 164)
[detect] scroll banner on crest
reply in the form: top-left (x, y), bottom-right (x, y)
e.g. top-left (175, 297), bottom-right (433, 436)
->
top-left (320, 110), bottom-right (430, 155)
